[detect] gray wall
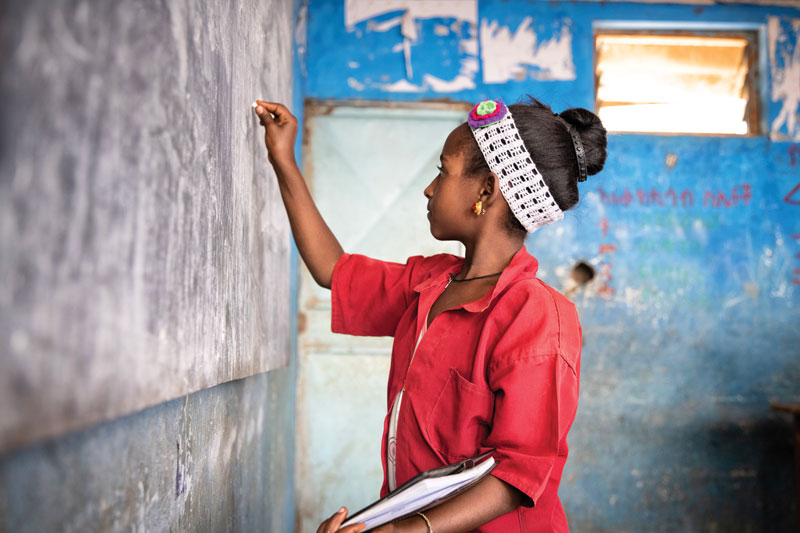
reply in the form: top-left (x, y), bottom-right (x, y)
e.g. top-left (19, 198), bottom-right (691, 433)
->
top-left (0, 0), bottom-right (297, 530)
top-left (0, 0), bottom-right (293, 451)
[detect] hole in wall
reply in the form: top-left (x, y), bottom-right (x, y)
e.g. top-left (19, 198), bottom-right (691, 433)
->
top-left (570, 261), bottom-right (596, 286)
top-left (563, 261), bottom-right (596, 300)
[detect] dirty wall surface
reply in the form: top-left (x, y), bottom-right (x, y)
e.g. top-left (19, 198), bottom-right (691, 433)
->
top-left (0, 0), bottom-right (292, 452)
top-left (0, 0), bottom-right (297, 530)
top-left (300, 1), bottom-right (800, 531)
top-left (0, 370), bottom-right (294, 532)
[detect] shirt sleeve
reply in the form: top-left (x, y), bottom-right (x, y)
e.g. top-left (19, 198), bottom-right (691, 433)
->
top-left (478, 287), bottom-right (581, 508)
top-left (330, 252), bottom-right (425, 337)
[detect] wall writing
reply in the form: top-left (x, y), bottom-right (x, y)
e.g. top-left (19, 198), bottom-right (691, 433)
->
top-left (597, 184), bottom-right (751, 208)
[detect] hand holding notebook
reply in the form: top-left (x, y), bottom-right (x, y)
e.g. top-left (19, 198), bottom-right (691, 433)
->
top-left (341, 449), bottom-right (497, 531)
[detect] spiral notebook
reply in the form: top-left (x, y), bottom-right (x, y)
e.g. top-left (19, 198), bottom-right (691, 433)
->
top-left (341, 449), bottom-right (497, 531)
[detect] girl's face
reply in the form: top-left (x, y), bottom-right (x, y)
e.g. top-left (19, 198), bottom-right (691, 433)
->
top-left (423, 124), bottom-right (479, 241)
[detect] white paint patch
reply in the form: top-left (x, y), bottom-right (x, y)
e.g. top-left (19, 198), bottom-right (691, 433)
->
top-left (423, 56), bottom-right (478, 92)
top-left (347, 77), bottom-right (365, 91)
top-left (345, 0), bottom-right (477, 30)
top-left (723, 296), bottom-right (744, 309)
top-left (480, 17), bottom-right (576, 84)
top-left (460, 37), bottom-right (478, 56)
top-left (347, 61), bottom-right (360, 68)
top-left (367, 15), bottom-right (403, 32)
top-left (381, 78), bottom-right (425, 92)
top-left (381, 48), bottom-right (478, 92)
top-left (768, 16), bottom-right (800, 140)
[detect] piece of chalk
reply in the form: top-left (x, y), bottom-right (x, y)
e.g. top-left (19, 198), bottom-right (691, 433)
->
top-left (252, 101), bottom-right (258, 109)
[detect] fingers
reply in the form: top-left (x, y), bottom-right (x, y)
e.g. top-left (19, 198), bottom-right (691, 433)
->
top-left (255, 100), bottom-right (287, 115)
top-left (325, 506), bottom-right (347, 533)
top-left (253, 103), bottom-right (275, 128)
top-left (254, 100), bottom-right (294, 125)
top-left (315, 506), bottom-right (366, 533)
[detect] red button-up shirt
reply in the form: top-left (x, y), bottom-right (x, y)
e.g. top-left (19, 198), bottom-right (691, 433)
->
top-left (331, 245), bottom-right (581, 532)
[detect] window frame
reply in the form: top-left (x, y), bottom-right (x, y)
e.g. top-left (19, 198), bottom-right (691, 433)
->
top-left (592, 21), bottom-right (767, 137)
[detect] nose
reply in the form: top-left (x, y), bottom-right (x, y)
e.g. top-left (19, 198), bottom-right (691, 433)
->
top-left (424, 176), bottom-right (436, 200)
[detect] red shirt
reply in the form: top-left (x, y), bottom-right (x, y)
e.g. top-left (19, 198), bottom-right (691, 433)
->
top-left (331, 245), bottom-right (581, 532)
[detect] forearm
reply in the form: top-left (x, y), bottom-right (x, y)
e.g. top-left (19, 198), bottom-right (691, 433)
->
top-left (393, 474), bottom-right (525, 533)
top-left (271, 158), bottom-right (344, 289)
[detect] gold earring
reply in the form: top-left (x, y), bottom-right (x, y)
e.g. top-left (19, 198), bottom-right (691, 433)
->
top-left (472, 200), bottom-right (485, 215)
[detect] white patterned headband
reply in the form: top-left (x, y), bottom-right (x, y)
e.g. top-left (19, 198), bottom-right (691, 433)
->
top-left (467, 99), bottom-right (563, 233)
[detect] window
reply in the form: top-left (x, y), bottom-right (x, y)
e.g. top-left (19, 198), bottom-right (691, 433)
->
top-left (594, 28), bottom-right (762, 135)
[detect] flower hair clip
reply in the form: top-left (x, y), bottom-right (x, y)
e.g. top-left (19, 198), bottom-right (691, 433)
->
top-left (468, 99), bottom-right (508, 128)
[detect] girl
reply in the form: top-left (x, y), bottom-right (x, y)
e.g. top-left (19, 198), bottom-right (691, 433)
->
top-left (253, 96), bottom-right (607, 533)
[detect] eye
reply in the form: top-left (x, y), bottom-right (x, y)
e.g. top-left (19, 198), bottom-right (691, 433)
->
top-left (436, 165), bottom-right (443, 173)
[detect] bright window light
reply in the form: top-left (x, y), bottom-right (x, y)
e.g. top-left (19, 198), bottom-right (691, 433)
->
top-left (595, 32), bottom-right (760, 135)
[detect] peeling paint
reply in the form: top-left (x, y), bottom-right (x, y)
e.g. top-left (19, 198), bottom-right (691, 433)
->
top-left (424, 56), bottom-right (478, 92)
top-left (480, 17), bottom-right (575, 84)
top-left (380, 78), bottom-right (425, 92)
top-left (344, 0), bottom-right (478, 93)
top-left (768, 16), bottom-right (800, 140)
top-left (347, 77), bottom-right (366, 91)
top-left (382, 56), bottom-right (479, 93)
top-left (344, 0), bottom-right (477, 30)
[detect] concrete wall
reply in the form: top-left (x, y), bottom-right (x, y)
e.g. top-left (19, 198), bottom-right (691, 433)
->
top-left (0, 0), bottom-right (293, 452)
top-left (302, 1), bottom-right (800, 531)
top-left (0, 370), bottom-right (294, 532)
top-left (0, 0), bottom-right (298, 530)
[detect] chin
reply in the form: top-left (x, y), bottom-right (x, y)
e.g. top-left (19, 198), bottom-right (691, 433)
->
top-left (429, 226), bottom-right (457, 242)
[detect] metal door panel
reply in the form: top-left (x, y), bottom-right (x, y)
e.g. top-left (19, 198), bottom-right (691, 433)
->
top-left (296, 103), bottom-right (467, 531)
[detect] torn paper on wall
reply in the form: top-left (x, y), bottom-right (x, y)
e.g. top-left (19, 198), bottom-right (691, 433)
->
top-left (480, 17), bottom-right (575, 84)
top-left (768, 16), bottom-right (800, 141)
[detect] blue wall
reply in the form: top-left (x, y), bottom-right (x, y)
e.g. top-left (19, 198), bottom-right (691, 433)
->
top-left (304, 1), bottom-right (800, 531)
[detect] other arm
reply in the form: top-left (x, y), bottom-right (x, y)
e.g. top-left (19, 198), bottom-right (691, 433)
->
top-left (384, 474), bottom-right (524, 532)
top-left (317, 476), bottom-right (523, 533)
top-left (254, 100), bottom-right (343, 289)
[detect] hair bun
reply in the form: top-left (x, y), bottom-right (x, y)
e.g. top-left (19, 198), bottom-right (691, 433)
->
top-left (558, 108), bottom-right (608, 177)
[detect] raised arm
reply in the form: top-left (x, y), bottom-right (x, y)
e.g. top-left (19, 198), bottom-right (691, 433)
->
top-left (254, 100), bottom-right (344, 289)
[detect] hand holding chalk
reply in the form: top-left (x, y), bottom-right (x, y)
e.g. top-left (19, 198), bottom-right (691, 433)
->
top-left (253, 100), bottom-right (298, 167)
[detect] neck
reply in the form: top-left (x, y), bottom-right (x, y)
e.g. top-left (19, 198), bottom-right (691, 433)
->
top-left (458, 231), bottom-right (525, 280)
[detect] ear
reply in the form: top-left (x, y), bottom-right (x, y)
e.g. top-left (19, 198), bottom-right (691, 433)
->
top-left (480, 172), bottom-right (503, 207)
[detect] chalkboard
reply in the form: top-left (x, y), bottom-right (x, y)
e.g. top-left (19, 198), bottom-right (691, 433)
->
top-left (0, 0), bottom-right (294, 453)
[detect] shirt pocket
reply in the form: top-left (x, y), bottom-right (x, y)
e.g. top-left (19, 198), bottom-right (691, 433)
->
top-left (425, 368), bottom-right (495, 462)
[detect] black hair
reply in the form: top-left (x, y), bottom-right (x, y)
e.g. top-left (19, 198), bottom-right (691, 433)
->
top-left (464, 95), bottom-right (608, 236)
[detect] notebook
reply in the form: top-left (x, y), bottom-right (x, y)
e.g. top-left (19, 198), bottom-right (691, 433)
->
top-left (341, 449), bottom-right (497, 531)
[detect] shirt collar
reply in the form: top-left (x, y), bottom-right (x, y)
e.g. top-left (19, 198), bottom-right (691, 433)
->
top-left (413, 245), bottom-right (539, 313)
